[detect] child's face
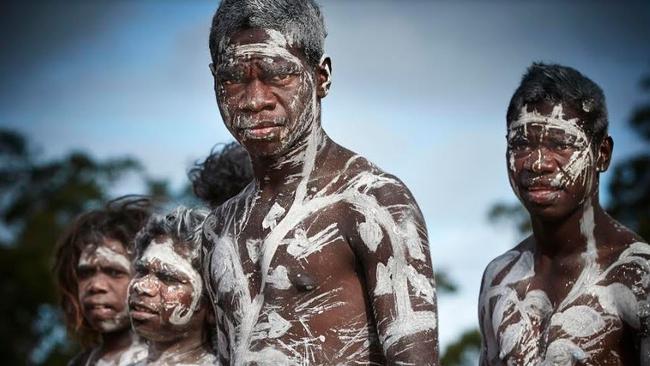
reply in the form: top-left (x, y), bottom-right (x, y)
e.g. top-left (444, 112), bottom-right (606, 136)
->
top-left (77, 239), bottom-right (133, 333)
top-left (128, 236), bottom-right (204, 342)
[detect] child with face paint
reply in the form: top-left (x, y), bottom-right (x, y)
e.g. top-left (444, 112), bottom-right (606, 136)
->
top-left (479, 63), bottom-right (650, 365)
top-left (54, 196), bottom-right (151, 366)
top-left (128, 207), bottom-right (217, 365)
top-left (203, 0), bottom-right (439, 364)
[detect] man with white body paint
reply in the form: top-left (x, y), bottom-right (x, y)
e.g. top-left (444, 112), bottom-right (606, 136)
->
top-left (128, 207), bottom-right (217, 365)
top-left (202, 0), bottom-right (439, 365)
top-left (54, 197), bottom-right (150, 366)
top-left (479, 63), bottom-right (650, 365)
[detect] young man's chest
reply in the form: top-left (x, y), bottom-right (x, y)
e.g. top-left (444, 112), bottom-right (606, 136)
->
top-left (486, 258), bottom-right (644, 365)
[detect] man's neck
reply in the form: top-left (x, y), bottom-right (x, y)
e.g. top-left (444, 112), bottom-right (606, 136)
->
top-left (252, 123), bottom-right (331, 198)
top-left (531, 195), bottom-right (605, 259)
top-left (148, 333), bottom-right (206, 363)
top-left (99, 327), bottom-right (134, 355)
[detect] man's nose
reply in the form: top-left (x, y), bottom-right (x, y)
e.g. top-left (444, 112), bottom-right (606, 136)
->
top-left (130, 275), bottom-right (158, 297)
top-left (525, 148), bottom-right (555, 174)
top-left (87, 274), bottom-right (109, 294)
top-left (239, 79), bottom-right (275, 112)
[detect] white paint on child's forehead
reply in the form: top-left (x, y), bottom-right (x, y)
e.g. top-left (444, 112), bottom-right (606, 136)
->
top-left (141, 238), bottom-right (203, 325)
top-left (509, 104), bottom-right (586, 141)
top-left (78, 244), bottom-right (131, 273)
top-left (225, 28), bottom-right (302, 66)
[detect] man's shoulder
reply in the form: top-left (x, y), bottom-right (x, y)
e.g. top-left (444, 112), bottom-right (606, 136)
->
top-left (481, 236), bottom-right (534, 290)
top-left (332, 149), bottom-right (414, 201)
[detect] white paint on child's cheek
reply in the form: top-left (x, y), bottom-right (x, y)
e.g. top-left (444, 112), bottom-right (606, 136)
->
top-left (141, 239), bottom-right (202, 325)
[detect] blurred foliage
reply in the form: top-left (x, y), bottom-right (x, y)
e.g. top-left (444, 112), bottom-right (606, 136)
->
top-left (0, 128), bottom-right (147, 365)
top-left (487, 202), bottom-right (531, 236)
top-left (608, 73), bottom-right (650, 241)
top-left (441, 328), bottom-right (481, 366)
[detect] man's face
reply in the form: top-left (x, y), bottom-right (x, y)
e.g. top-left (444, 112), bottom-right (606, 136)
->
top-left (506, 102), bottom-right (600, 219)
top-left (77, 239), bottom-right (132, 333)
top-left (128, 237), bottom-right (204, 342)
top-left (212, 27), bottom-right (319, 158)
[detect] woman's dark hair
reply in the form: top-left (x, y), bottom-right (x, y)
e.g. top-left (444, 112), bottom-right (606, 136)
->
top-left (53, 196), bottom-right (151, 346)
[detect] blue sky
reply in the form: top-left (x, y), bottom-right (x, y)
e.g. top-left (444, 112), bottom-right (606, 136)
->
top-left (2, 0), bottom-right (649, 349)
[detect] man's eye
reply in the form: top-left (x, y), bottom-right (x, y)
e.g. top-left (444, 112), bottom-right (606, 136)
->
top-left (77, 268), bottom-right (93, 279)
top-left (270, 73), bottom-right (291, 83)
top-left (508, 140), bottom-right (529, 151)
top-left (158, 272), bottom-right (178, 283)
top-left (106, 269), bottom-right (126, 278)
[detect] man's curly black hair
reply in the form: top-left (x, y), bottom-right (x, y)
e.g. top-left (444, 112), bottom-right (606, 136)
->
top-left (188, 142), bottom-right (253, 208)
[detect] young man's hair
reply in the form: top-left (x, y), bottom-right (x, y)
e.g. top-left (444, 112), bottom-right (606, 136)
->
top-left (134, 206), bottom-right (209, 273)
top-left (53, 196), bottom-right (152, 345)
top-left (507, 62), bottom-right (609, 142)
top-left (188, 142), bottom-right (253, 209)
top-left (209, 0), bottom-right (327, 67)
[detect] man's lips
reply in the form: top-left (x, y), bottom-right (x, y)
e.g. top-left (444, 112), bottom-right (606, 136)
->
top-left (84, 302), bottom-right (117, 318)
top-left (239, 122), bottom-right (284, 140)
top-left (522, 185), bottom-right (561, 203)
top-left (129, 301), bottom-right (159, 321)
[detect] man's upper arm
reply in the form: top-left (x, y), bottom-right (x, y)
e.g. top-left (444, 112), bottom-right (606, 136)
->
top-left (348, 180), bottom-right (438, 364)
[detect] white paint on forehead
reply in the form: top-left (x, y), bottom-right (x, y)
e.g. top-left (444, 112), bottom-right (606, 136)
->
top-left (79, 245), bottom-right (132, 273)
top-left (141, 238), bottom-right (202, 325)
top-left (225, 28), bottom-right (302, 66)
top-left (509, 104), bottom-right (586, 141)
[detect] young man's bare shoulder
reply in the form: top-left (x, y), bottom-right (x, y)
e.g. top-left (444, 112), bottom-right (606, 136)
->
top-left (481, 236), bottom-right (535, 290)
top-left (202, 182), bottom-right (255, 243)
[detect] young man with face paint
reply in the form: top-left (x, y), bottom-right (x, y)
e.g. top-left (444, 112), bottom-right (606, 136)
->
top-left (128, 207), bottom-right (217, 365)
top-left (202, 0), bottom-right (439, 365)
top-left (478, 63), bottom-right (650, 365)
top-left (54, 197), bottom-right (151, 366)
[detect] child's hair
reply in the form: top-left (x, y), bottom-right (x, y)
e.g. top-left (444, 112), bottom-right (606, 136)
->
top-left (53, 196), bottom-right (151, 345)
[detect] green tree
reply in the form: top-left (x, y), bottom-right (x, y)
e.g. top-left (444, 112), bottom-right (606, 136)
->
top-left (0, 129), bottom-right (146, 365)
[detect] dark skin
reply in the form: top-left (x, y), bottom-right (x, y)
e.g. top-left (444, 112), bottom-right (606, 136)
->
top-left (75, 239), bottom-right (145, 365)
top-left (204, 28), bottom-right (439, 365)
top-left (129, 236), bottom-right (215, 364)
top-left (479, 101), bottom-right (650, 365)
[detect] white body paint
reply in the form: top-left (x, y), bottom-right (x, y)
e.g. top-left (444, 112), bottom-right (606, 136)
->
top-left (480, 201), bottom-right (650, 364)
top-left (140, 239), bottom-right (203, 325)
top-left (507, 104), bottom-right (595, 195)
top-left (207, 27), bottom-right (436, 365)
